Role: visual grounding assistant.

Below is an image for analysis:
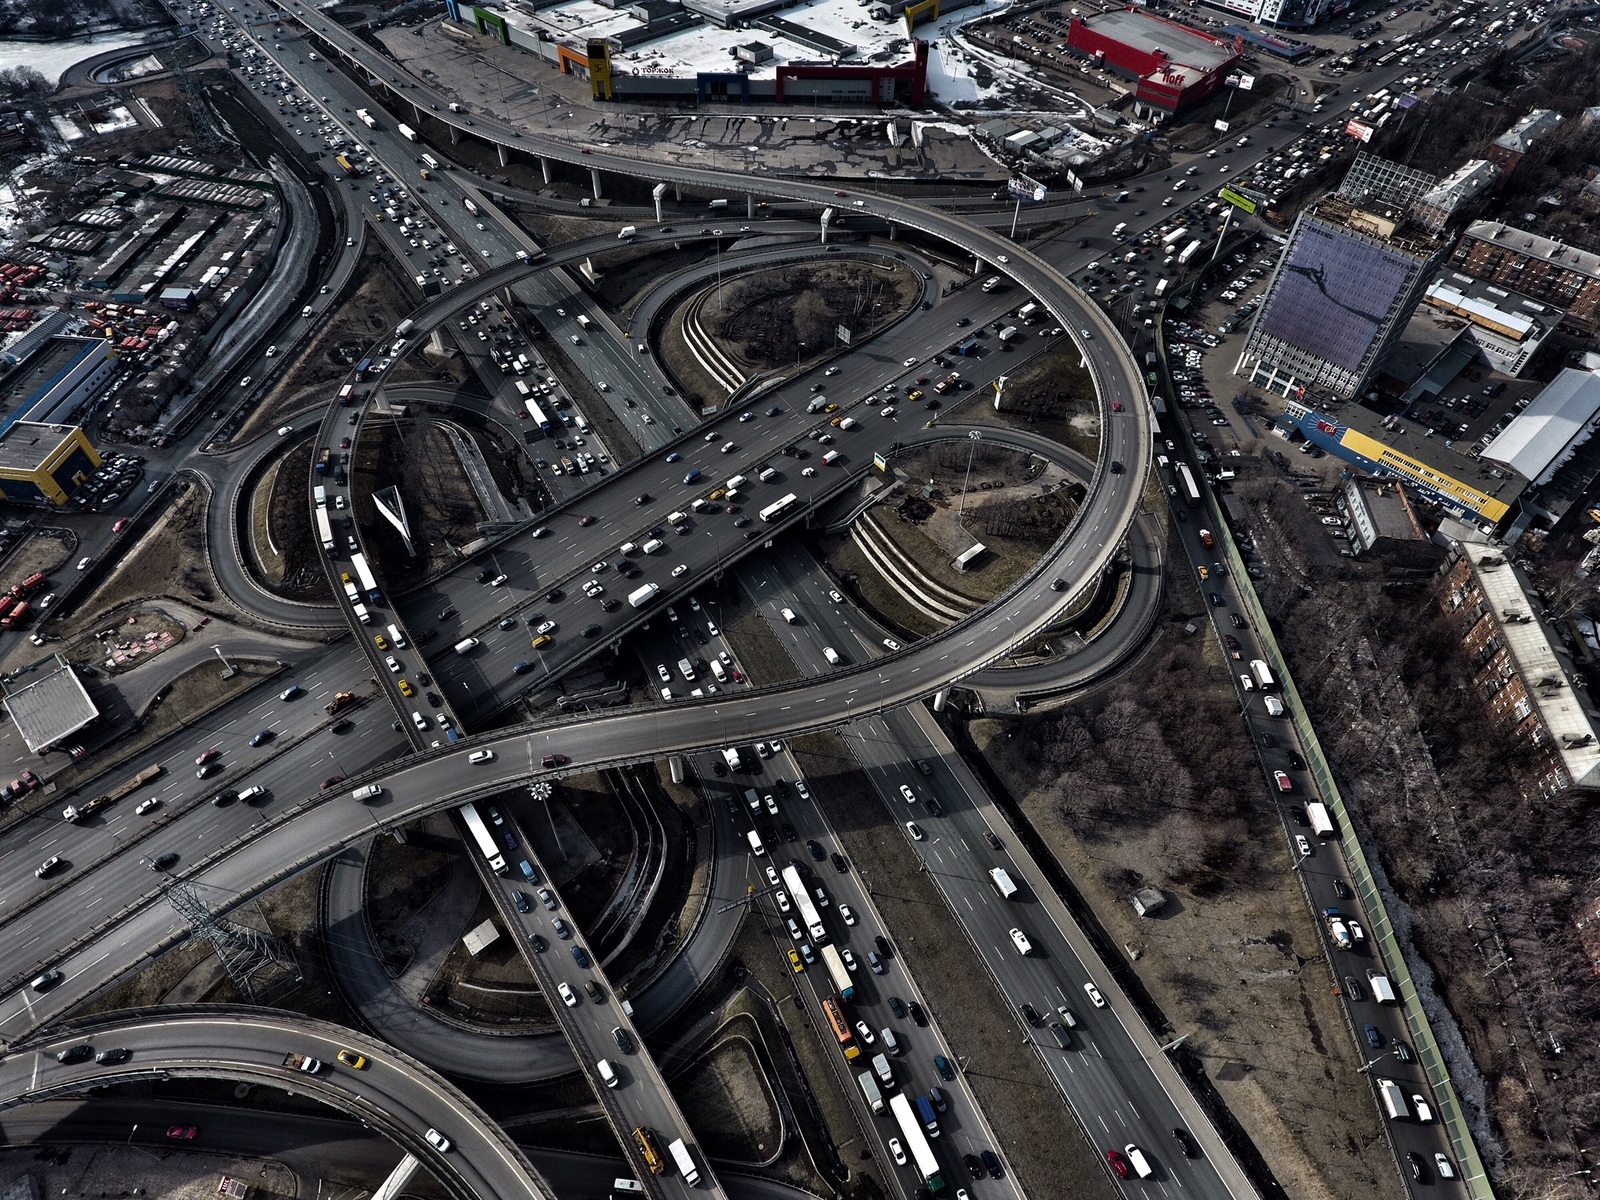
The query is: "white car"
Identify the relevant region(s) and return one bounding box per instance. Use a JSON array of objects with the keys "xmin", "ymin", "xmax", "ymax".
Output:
[
  {"xmin": 906, "ymin": 821, "xmax": 925, "ymax": 841},
  {"xmin": 890, "ymin": 1139, "xmax": 906, "ymax": 1166},
  {"xmin": 902, "ymin": 357, "xmax": 918, "ymax": 367},
  {"xmin": 880, "ymin": 405, "xmax": 897, "ymax": 417},
  {"xmin": 1296, "ymin": 834, "xmax": 1313, "ymax": 857},
  {"xmin": 135, "ymin": 797, "xmax": 160, "ymax": 815},
  {"xmin": 671, "ymin": 564, "xmax": 688, "ymax": 577},
  {"xmin": 76, "ymin": 557, "xmax": 92, "ymax": 571},
  {"xmin": 825, "ymin": 365, "xmax": 840, "ymax": 375},
  {"xmin": 840, "ymin": 948, "xmax": 858, "ymax": 972},
  {"xmin": 899, "ymin": 785, "xmax": 916, "ymax": 803},
  {"xmin": 855, "ymin": 1020, "xmax": 876, "ymax": 1045},
  {"xmin": 264, "ymin": 345, "xmax": 277, "ymax": 357},
  {"xmin": 536, "ymin": 621, "xmax": 556, "ymax": 635},
  {"xmin": 775, "ymin": 890, "xmax": 792, "ymax": 913},
  {"xmin": 657, "ymin": 664, "xmax": 671, "ymax": 683},
  {"xmin": 1009, "ymin": 928, "xmax": 1033, "ymax": 955},
  {"xmin": 839, "ymin": 904, "xmax": 856, "ymax": 925},
  {"xmin": 425, "ymin": 1128, "xmax": 452, "ymax": 1152},
  {"xmin": 276, "ymin": 425, "xmax": 294, "ymax": 436},
  {"xmin": 996, "ymin": 254, "xmax": 1009, "ymax": 264},
  {"xmin": 765, "ymin": 865, "xmax": 781, "ymax": 887},
  {"xmin": 1084, "ymin": 982, "xmax": 1106, "ymax": 1008},
  {"xmin": 558, "ymin": 982, "xmax": 578, "ymax": 1007},
  {"xmin": 385, "ymin": 655, "xmax": 401, "ymax": 673},
  {"xmin": 801, "ymin": 467, "xmax": 816, "ymax": 477}
]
